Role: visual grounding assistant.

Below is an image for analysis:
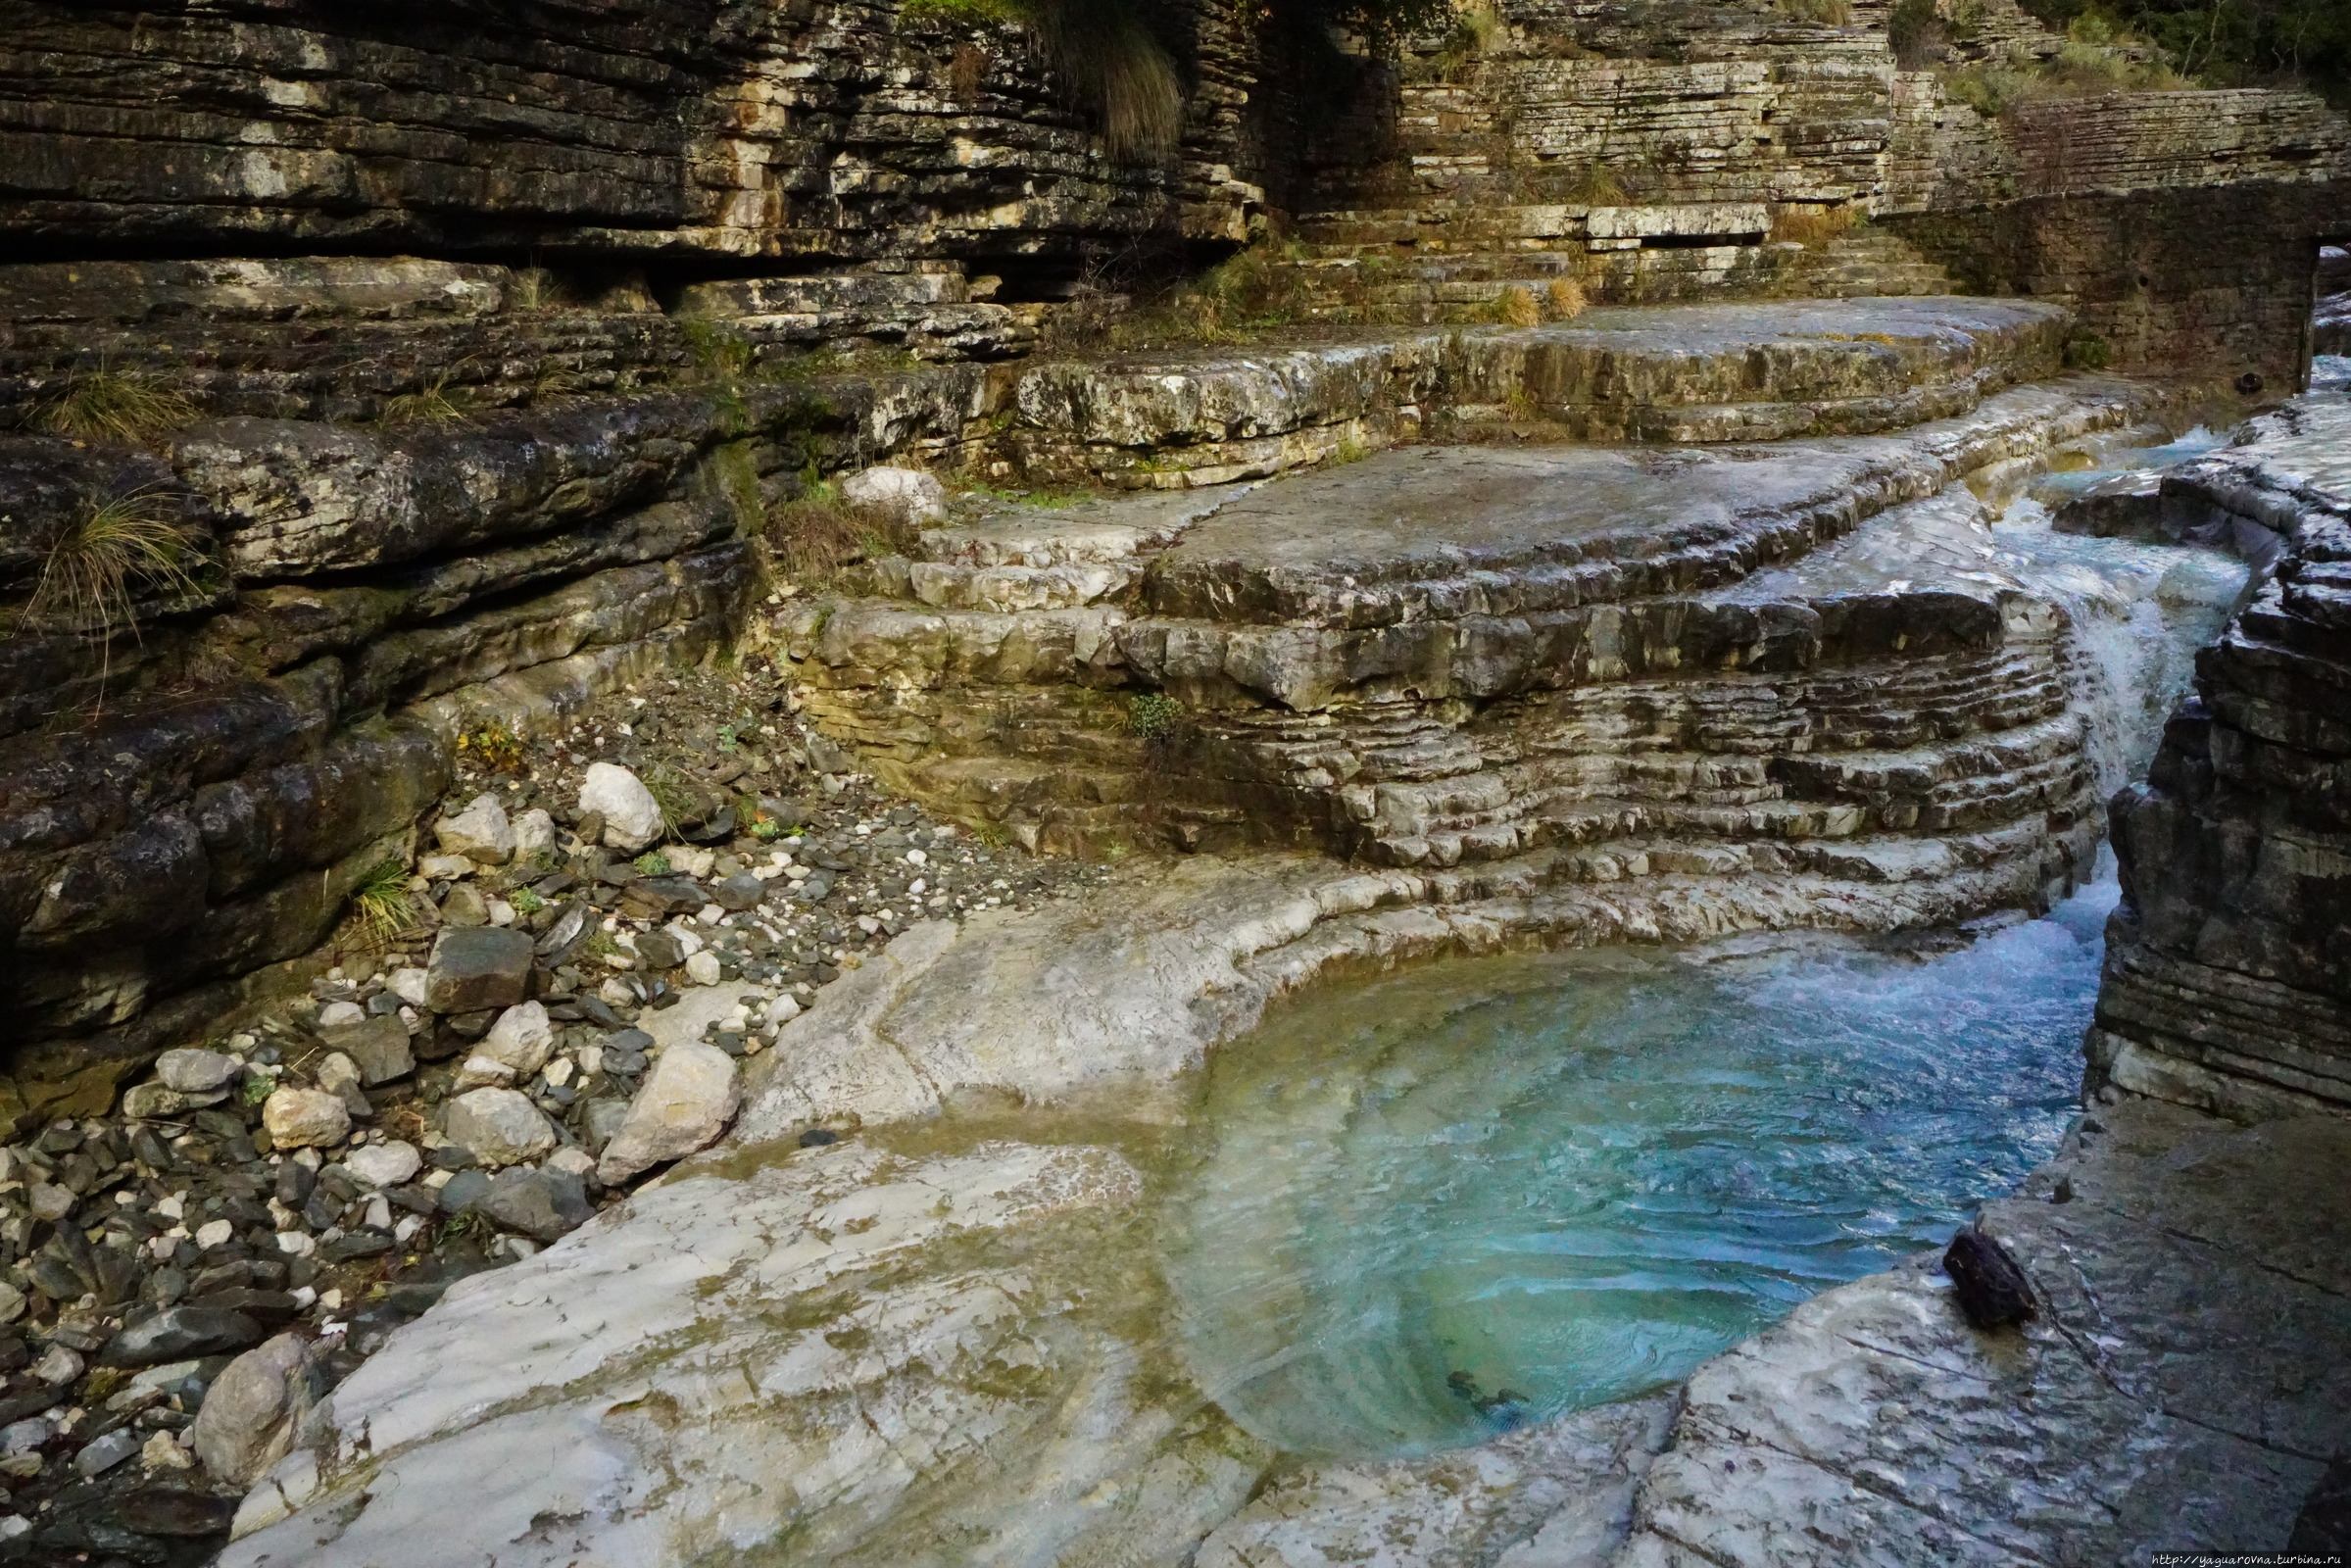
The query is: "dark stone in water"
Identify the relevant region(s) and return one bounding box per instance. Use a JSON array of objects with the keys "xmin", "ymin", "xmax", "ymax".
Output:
[
  {"xmin": 799, "ymin": 1128, "xmax": 839, "ymax": 1148},
  {"xmin": 1943, "ymin": 1224, "xmax": 2036, "ymax": 1329}
]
